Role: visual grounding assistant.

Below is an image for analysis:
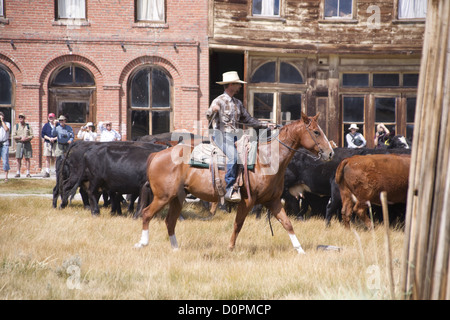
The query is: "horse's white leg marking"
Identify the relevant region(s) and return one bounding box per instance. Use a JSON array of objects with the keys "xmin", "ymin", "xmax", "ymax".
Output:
[
  {"xmin": 289, "ymin": 233, "xmax": 306, "ymax": 254},
  {"xmin": 169, "ymin": 234, "xmax": 179, "ymax": 251},
  {"xmin": 134, "ymin": 230, "xmax": 149, "ymax": 248}
]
